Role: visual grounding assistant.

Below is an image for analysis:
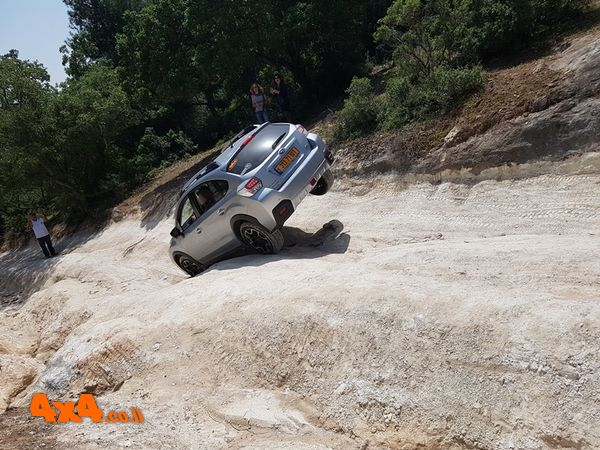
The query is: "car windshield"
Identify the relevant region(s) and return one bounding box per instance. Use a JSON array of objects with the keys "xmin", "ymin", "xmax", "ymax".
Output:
[
  {"xmin": 178, "ymin": 197, "xmax": 197, "ymax": 230},
  {"xmin": 227, "ymin": 124, "xmax": 289, "ymax": 175}
]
